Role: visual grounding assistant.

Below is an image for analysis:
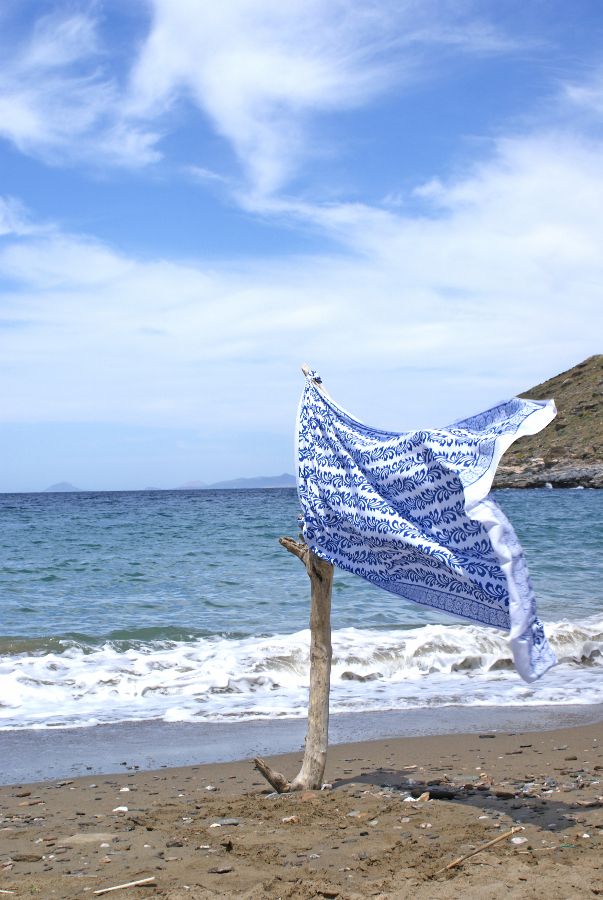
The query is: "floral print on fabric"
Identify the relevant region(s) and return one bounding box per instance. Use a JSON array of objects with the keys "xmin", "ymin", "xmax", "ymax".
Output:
[{"xmin": 296, "ymin": 375, "xmax": 557, "ymax": 682}]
